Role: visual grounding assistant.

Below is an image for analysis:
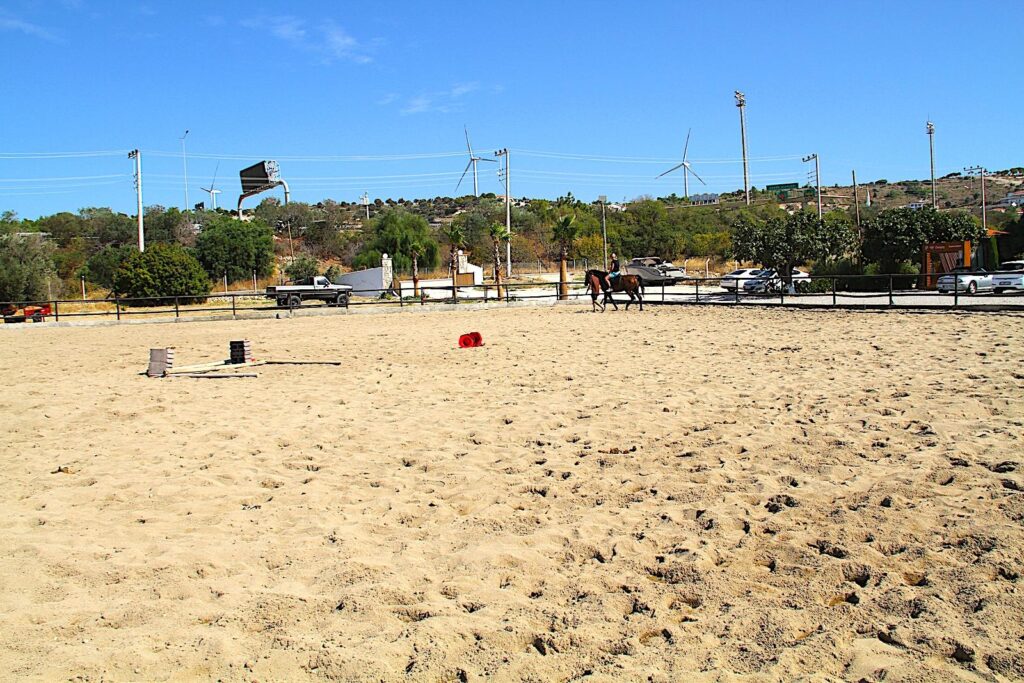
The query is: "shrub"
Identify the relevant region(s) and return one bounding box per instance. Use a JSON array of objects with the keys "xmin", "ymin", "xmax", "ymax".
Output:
[
  {"xmin": 285, "ymin": 255, "xmax": 319, "ymax": 281},
  {"xmin": 84, "ymin": 244, "xmax": 137, "ymax": 289},
  {"xmin": 113, "ymin": 243, "xmax": 211, "ymax": 305}
]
